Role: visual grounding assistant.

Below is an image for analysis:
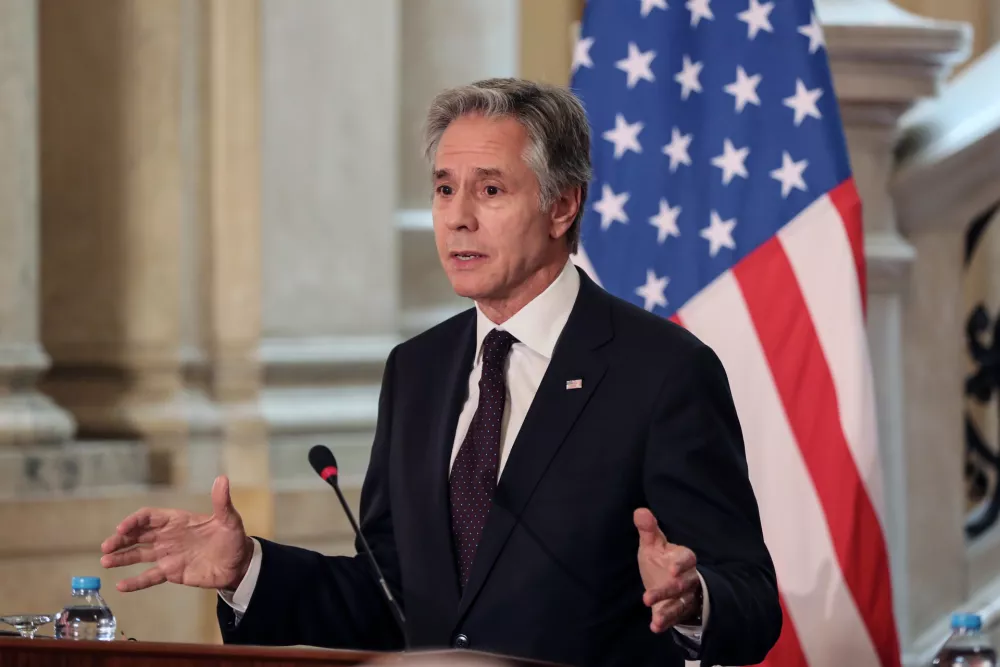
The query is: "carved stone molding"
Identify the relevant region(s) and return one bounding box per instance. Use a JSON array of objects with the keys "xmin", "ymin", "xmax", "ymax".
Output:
[{"xmin": 892, "ymin": 43, "xmax": 1000, "ymax": 235}]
